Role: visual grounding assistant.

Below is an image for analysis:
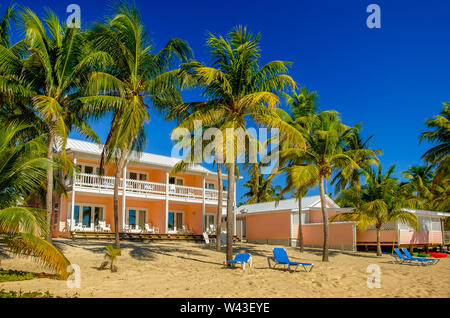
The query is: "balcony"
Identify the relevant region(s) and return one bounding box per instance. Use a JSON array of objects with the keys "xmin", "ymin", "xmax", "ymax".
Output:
[{"xmin": 73, "ymin": 173, "xmax": 227, "ymax": 203}]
